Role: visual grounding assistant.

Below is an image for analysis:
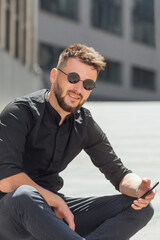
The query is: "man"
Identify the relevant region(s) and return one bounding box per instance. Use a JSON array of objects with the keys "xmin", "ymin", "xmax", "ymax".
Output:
[{"xmin": 0, "ymin": 44, "xmax": 155, "ymax": 240}]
